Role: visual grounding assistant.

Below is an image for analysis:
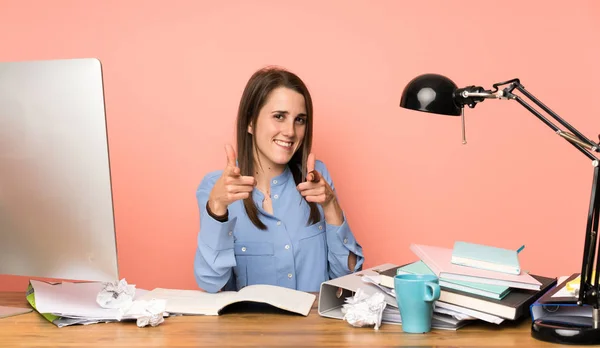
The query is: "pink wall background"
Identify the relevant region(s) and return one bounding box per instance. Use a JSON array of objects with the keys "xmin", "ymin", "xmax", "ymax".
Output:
[{"xmin": 1, "ymin": 0, "xmax": 599, "ymax": 292}]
